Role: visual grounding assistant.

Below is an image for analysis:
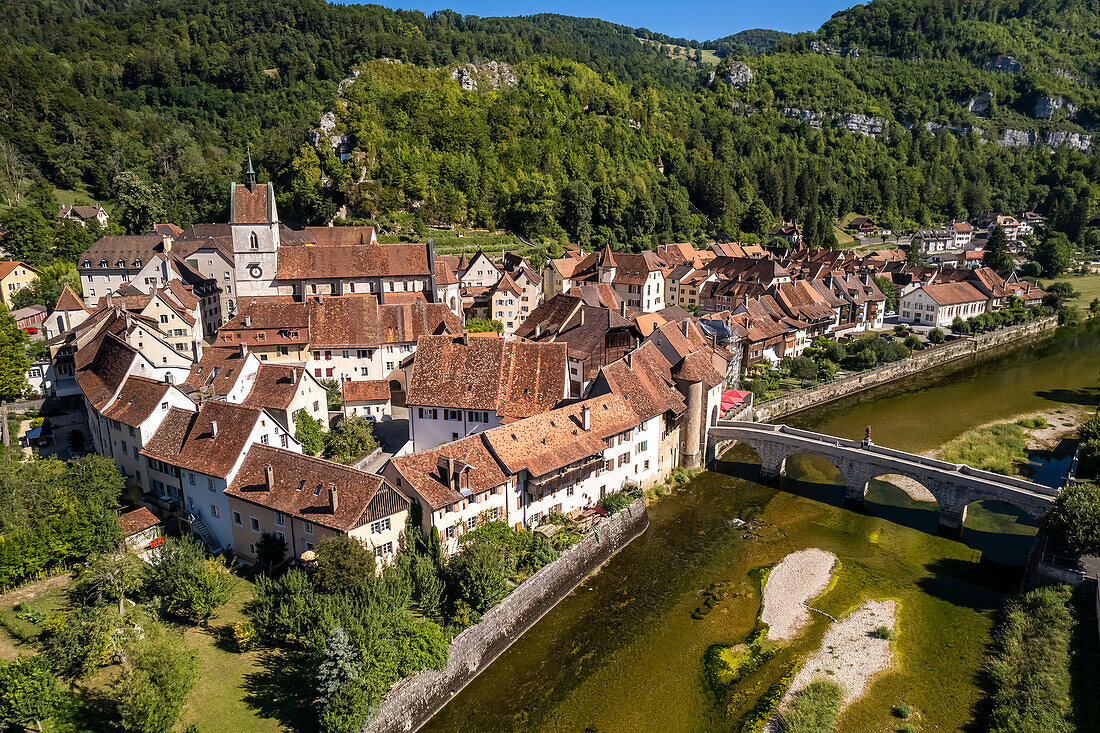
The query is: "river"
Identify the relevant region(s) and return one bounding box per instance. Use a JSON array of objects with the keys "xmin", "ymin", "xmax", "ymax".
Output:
[{"xmin": 422, "ymin": 324, "xmax": 1100, "ymax": 733}]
